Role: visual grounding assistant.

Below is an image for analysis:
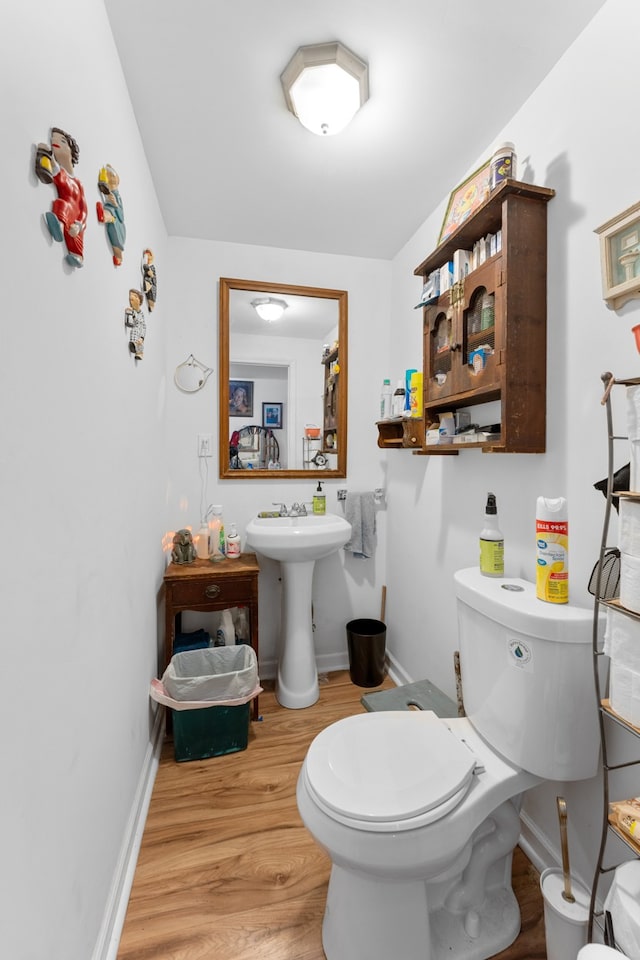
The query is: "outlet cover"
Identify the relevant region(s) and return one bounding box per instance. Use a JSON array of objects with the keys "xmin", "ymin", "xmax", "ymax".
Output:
[{"xmin": 197, "ymin": 434, "xmax": 213, "ymax": 457}]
